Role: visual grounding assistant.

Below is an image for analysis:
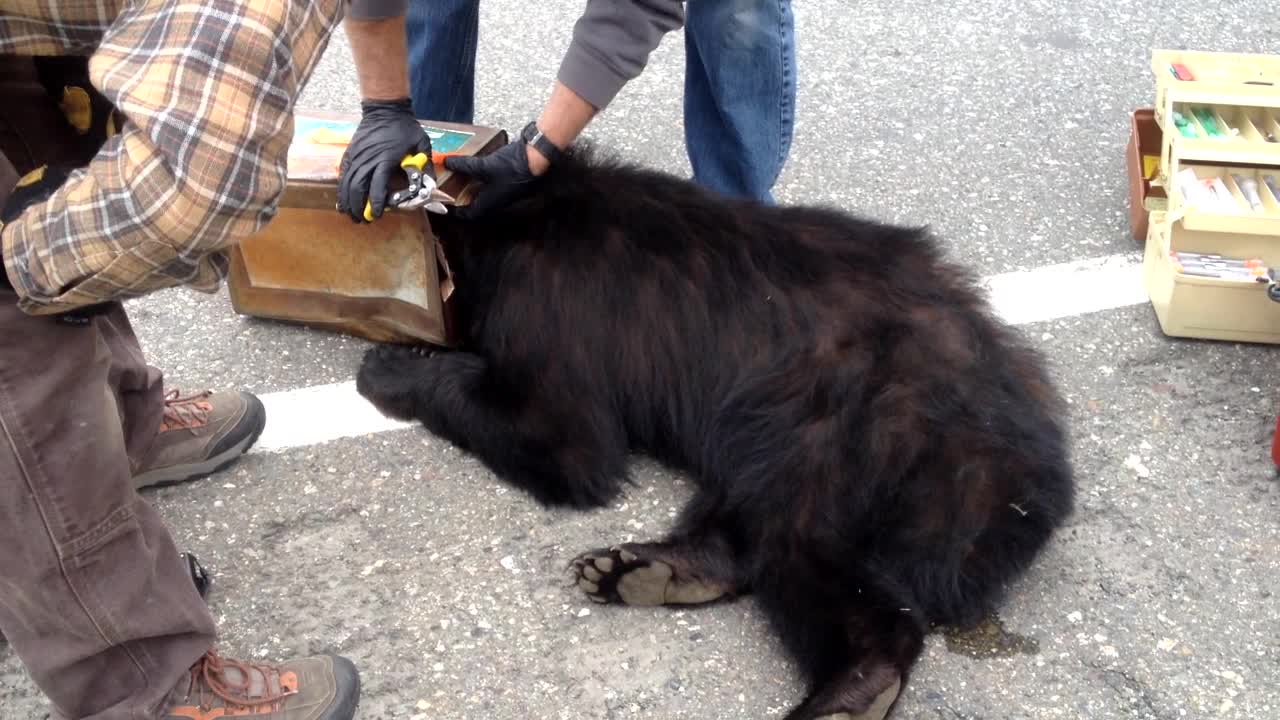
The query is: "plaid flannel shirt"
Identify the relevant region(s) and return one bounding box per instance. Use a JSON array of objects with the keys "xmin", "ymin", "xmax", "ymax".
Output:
[{"xmin": 0, "ymin": 0, "xmax": 405, "ymax": 316}]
